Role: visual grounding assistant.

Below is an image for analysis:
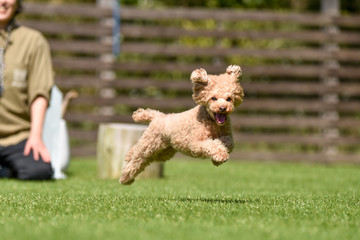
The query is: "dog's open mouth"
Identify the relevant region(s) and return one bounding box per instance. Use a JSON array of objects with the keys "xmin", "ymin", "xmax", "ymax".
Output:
[{"xmin": 214, "ymin": 113, "xmax": 227, "ymax": 125}]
